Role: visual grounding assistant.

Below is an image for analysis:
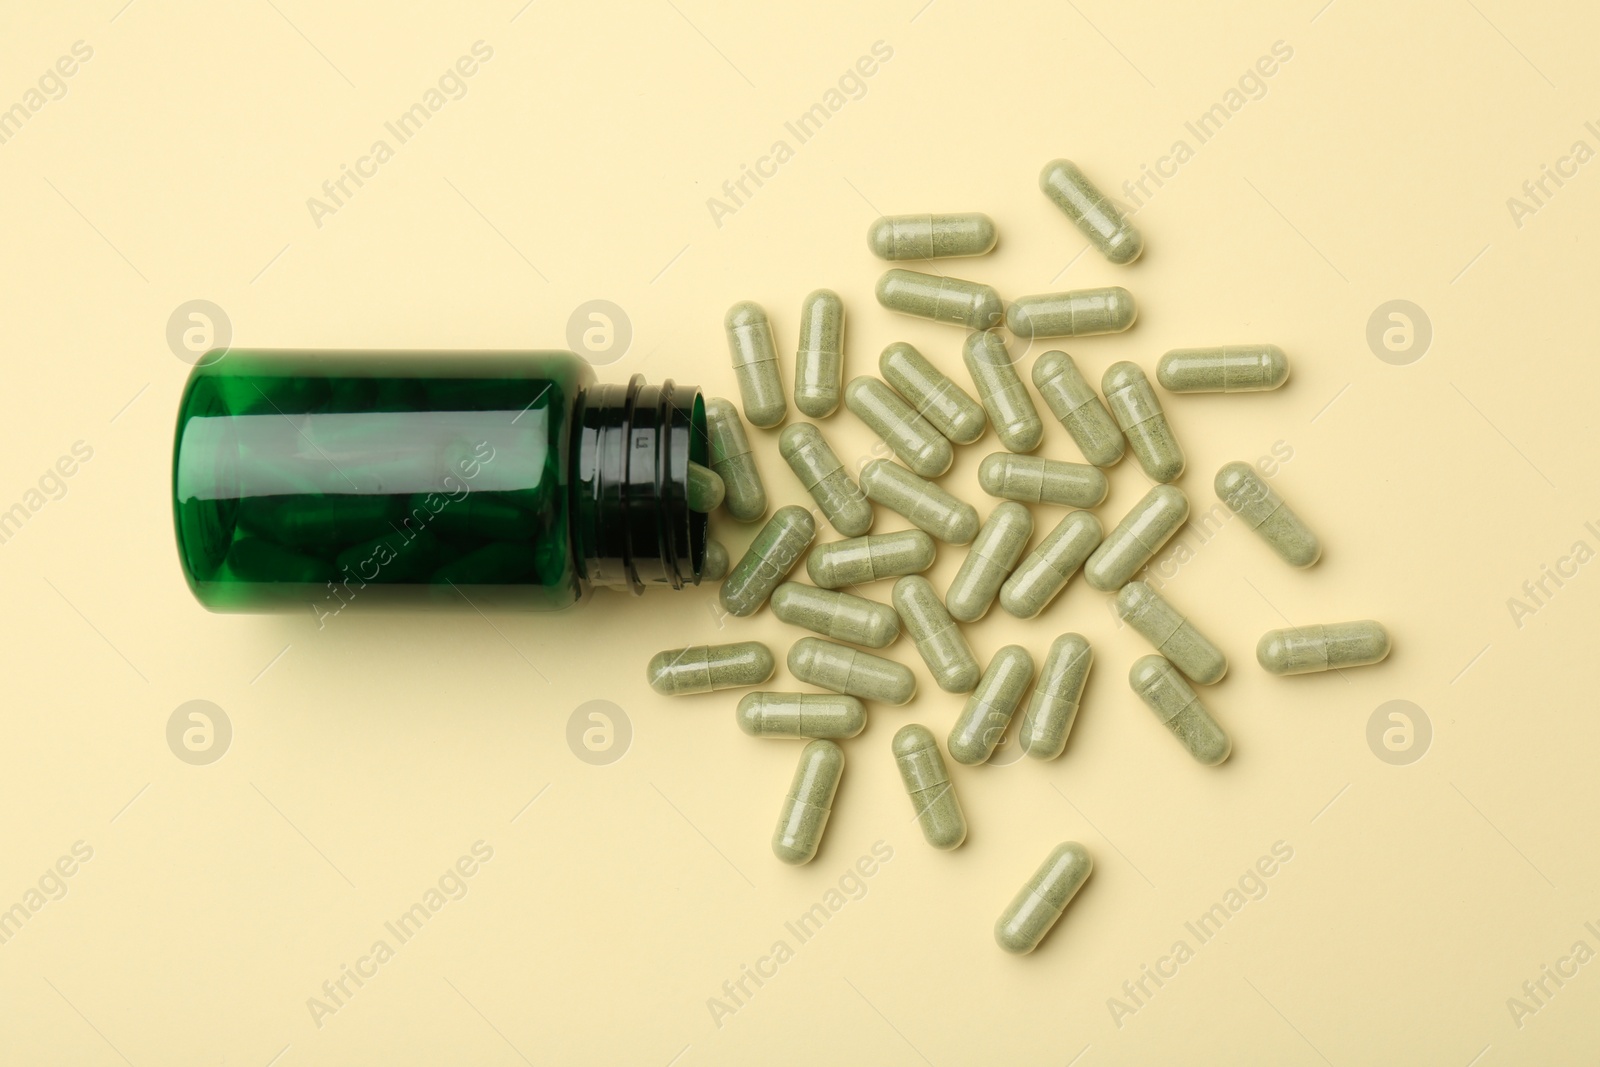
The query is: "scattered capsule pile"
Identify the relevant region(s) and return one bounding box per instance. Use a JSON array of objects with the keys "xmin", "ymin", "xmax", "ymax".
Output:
[{"xmin": 645, "ymin": 158, "xmax": 1393, "ymax": 956}]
